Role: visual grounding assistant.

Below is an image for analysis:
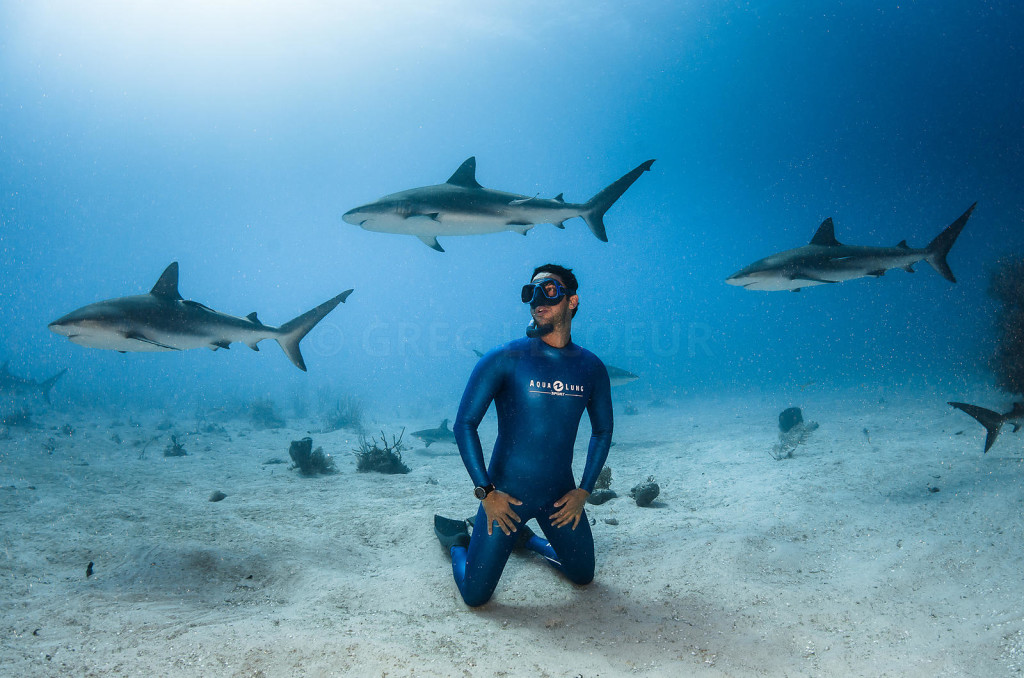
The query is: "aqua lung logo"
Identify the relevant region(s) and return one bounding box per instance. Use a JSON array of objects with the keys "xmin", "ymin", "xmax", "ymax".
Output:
[{"xmin": 528, "ymin": 377, "xmax": 585, "ymax": 398}]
